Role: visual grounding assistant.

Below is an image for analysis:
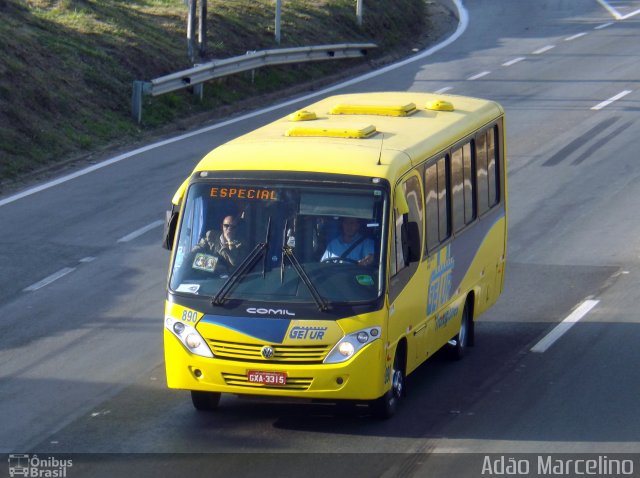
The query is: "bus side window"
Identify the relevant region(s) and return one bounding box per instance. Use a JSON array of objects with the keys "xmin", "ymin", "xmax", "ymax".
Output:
[
  {"xmin": 476, "ymin": 126, "xmax": 500, "ymax": 214},
  {"xmin": 451, "ymin": 142, "xmax": 476, "ymax": 232},
  {"xmin": 391, "ymin": 175, "xmax": 423, "ymax": 276},
  {"xmin": 424, "ymin": 157, "xmax": 450, "ymax": 253},
  {"xmin": 476, "ymin": 131, "xmax": 489, "ymax": 215},
  {"xmin": 487, "ymin": 126, "xmax": 499, "ymax": 207},
  {"xmin": 451, "ymin": 147, "xmax": 464, "ymax": 232},
  {"xmin": 389, "ymin": 174, "xmax": 423, "ymax": 302},
  {"xmin": 404, "ymin": 175, "xmax": 423, "ymax": 261},
  {"xmin": 462, "ymin": 141, "xmax": 476, "ymax": 224}
]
